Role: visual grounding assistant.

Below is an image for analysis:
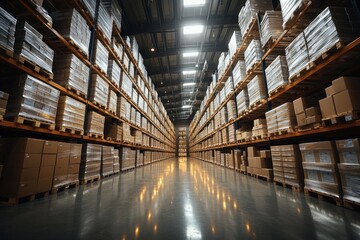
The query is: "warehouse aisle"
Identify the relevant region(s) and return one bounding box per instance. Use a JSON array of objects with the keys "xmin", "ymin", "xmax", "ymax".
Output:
[{"xmin": 0, "ymin": 158, "xmax": 359, "ymax": 240}]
